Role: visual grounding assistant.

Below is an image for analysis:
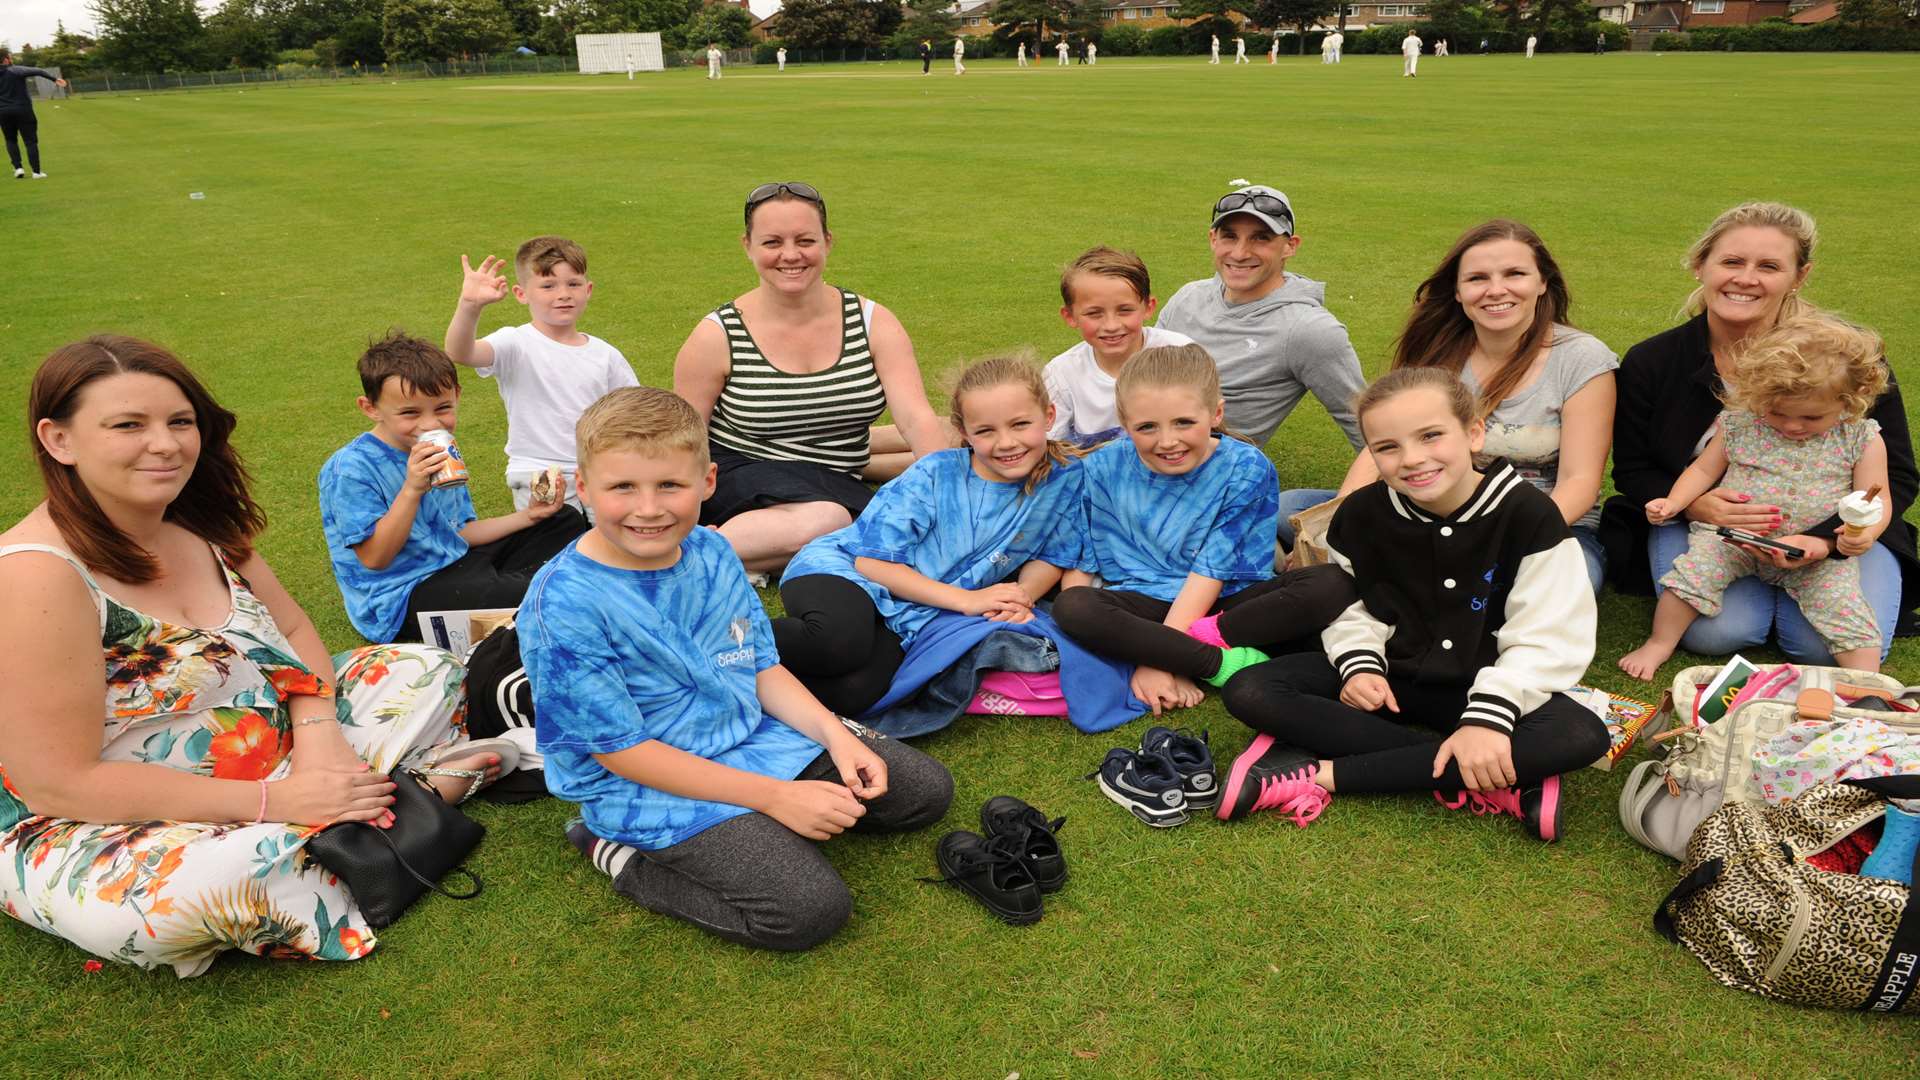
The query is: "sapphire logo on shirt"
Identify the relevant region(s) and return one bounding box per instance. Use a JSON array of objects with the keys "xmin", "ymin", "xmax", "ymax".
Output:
[
  {"xmin": 714, "ymin": 616, "xmax": 756, "ymax": 669},
  {"xmin": 988, "ymin": 550, "xmax": 1012, "ymax": 567}
]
